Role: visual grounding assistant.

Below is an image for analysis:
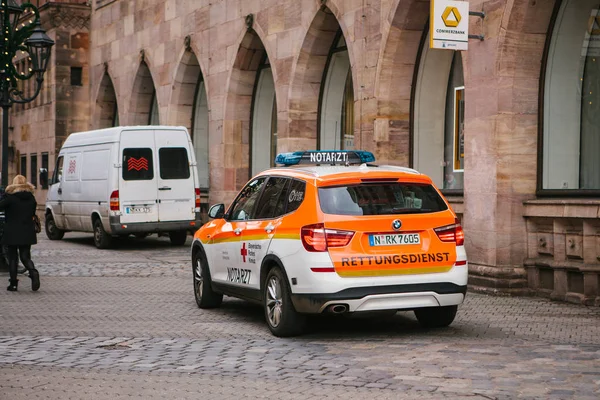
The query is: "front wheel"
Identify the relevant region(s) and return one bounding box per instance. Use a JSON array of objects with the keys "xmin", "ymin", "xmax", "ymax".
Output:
[
  {"xmin": 192, "ymin": 248, "xmax": 222, "ymax": 308},
  {"xmin": 263, "ymin": 267, "xmax": 306, "ymax": 337},
  {"xmin": 93, "ymin": 218, "xmax": 113, "ymax": 249},
  {"xmin": 45, "ymin": 214, "xmax": 65, "ymax": 240},
  {"xmin": 414, "ymin": 305, "xmax": 457, "ymax": 328},
  {"xmin": 169, "ymin": 231, "xmax": 187, "ymax": 246}
]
